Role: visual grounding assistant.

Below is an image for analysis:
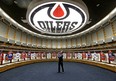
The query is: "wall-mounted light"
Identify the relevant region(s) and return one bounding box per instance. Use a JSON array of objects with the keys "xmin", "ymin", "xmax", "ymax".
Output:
[
  {"xmin": 7, "ymin": 39, "xmax": 9, "ymax": 42},
  {"xmin": 103, "ymin": 40, "xmax": 105, "ymax": 42},
  {"xmin": 112, "ymin": 37, "xmax": 114, "ymax": 40}
]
